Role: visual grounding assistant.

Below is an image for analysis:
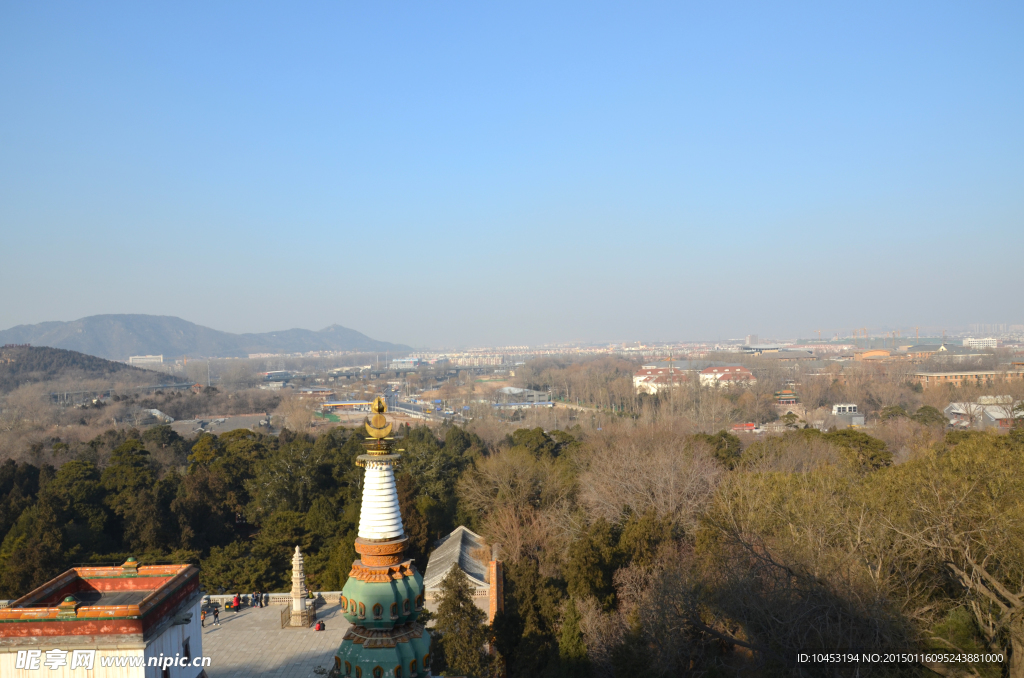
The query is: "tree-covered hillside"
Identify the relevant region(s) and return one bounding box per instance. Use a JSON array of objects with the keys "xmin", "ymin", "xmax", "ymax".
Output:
[{"xmin": 0, "ymin": 345, "xmax": 167, "ymax": 394}]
